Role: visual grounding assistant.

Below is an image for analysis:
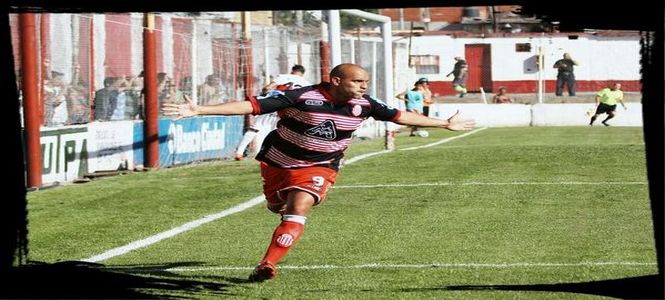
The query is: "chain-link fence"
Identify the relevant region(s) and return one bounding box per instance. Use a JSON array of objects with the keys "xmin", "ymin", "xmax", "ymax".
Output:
[{"xmin": 10, "ymin": 12, "xmax": 328, "ymax": 128}]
